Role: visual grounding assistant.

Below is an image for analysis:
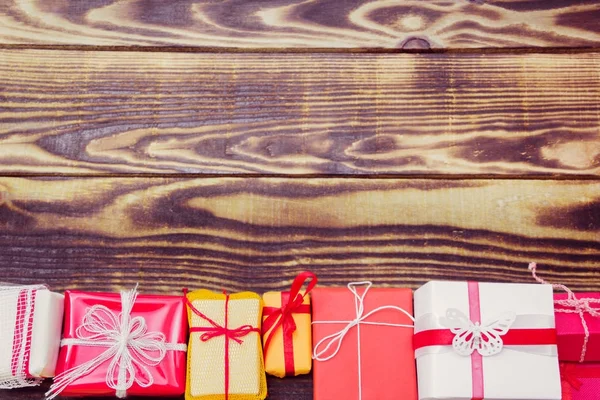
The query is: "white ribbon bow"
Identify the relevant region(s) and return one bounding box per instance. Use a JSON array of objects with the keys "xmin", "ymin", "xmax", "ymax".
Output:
[
  {"xmin": 46, "ymin": 287, "xmax": 187, "ymax": 399},
  {"xmin": 312, "ymin": 281, "xmax": 414, "ymax": 400}
]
